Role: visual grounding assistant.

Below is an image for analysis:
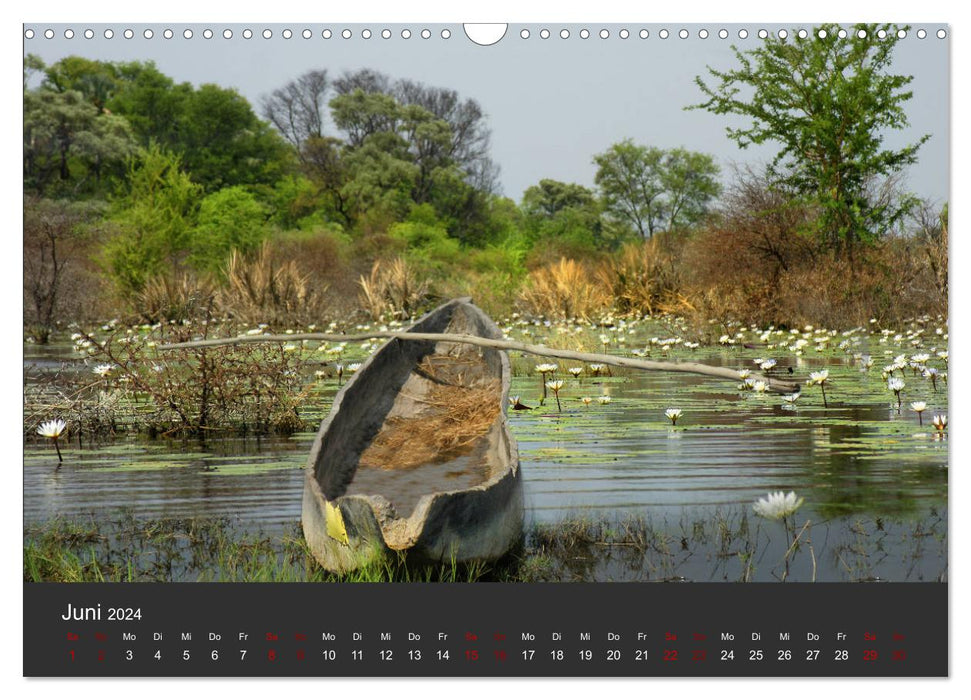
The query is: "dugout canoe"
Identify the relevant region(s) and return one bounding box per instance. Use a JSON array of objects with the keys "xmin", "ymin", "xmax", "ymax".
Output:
[{"xmin": 302, "ymin": 298, "xmax": 524, "ymax": 572}]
